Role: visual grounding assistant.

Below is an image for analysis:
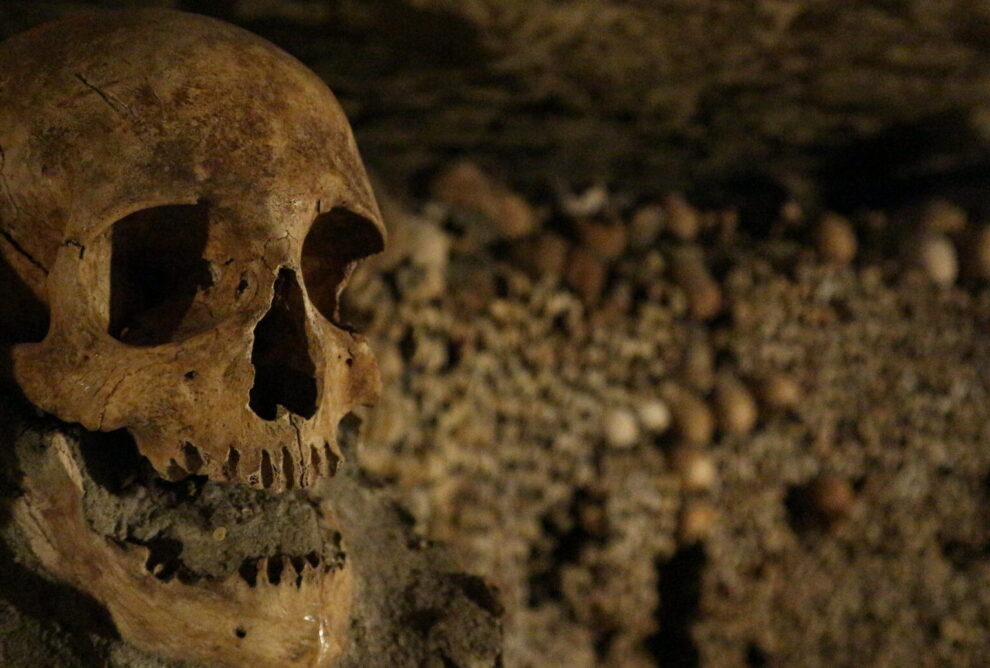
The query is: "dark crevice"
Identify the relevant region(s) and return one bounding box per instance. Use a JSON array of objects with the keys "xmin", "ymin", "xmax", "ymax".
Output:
[
  {"xmin": 646, "ymin": 543, "xmax": 706, "ymax": 668},
  {"xmin": 0, "ymin": 232, "xmax": 49, "ymax": 346},
  {"xmin": 248, "ymin": 268, "xmax": 318, "ymax": 421},
  {"xmin": 290, "ymin": 555, "xmax": 306, "ymax": 575},
  {"xmin": 63, "ymin": 238, "xmax": 85, "ymax": 259},
  {"xmin": 407, "ymin": 607, "xmax": 442, "ymax": 636},
  {"xmin": 784, "ymin": 483, "xmax": 817, "ymax": 534},
  {"xmin": 398, "ymin": 325, "xmax": 417, "ymax": 361},
  {"xmin": 224, "ymin": 446, "xmax": 240, "ymax": 479},
  {"xmin": 747, "ymin": 642, "xmax": 770, "ymax": 667},
  {"xmin": 266, "ymin": 556, "xmax": 284, "ymax": 586},
  {"xmin": 239, "ymin": 558, "xmax": 259, "ymax": 588},
  {"xmin": 527, "ymin": 488, "xmax": 602, "ymax": 609},
  {"xmin": 141, "ymin": 536, "xmax": 184, "ymax": 582},
  {"xmin": 940, "ymin": 539, "xmax": 990, "ymax": 570},
  {"xmin": 166, "ymin": 460, "xmax": 189, "ymax": 481},
  {"xmin": 785, "ymin": 479, "xmax": 849, "ymax": 535},
  {"xmin": 594, "ymin": 629, "xmax": 618, "ymax": 661},
  {"xmin": 449, "ymin": 573, "xmax": 504, "ymax": 617},
  {"xmin": 78, "ymin": 428, "xmax": 152, "ymax": 493},
  {"xmin": 260, "ymin": 449, "xmax": 275, "ymax": 489},
  {"xmin": 0, "ymin": 225, "xmax": 48, "ymax": 275},
  {"xmin": 74, "ymin": 73, "xmax": 129, "ymax": 116},
  {"xmin": 182, "ymin": 442, "xmax": 204, "ymax": 474},
  {"xmin": 821, "ymin": 110, "xmax": 990, "ymax": 213}
]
